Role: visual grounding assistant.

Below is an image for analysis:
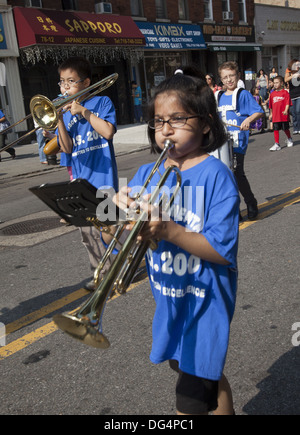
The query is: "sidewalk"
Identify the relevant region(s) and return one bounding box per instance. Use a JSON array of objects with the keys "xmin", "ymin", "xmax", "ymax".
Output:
[{"xmin": 0, "ymin": 123, "xmax": 150, "ymax": 181}]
